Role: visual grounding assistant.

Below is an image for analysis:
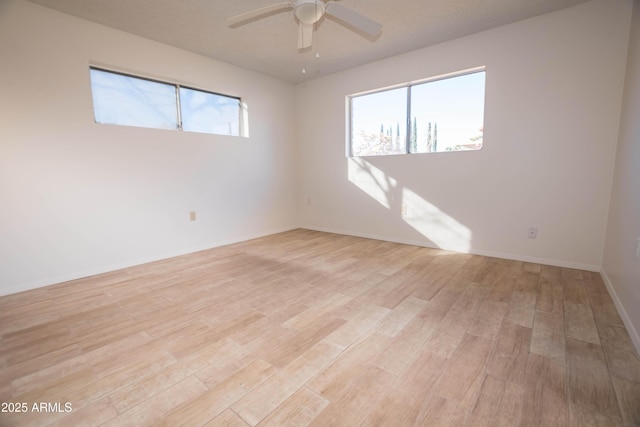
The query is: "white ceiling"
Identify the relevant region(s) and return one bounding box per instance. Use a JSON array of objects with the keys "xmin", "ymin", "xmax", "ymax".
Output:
[{"xmin": 25, "ymin": 0, "xmax": 591, "ymax": 84}]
